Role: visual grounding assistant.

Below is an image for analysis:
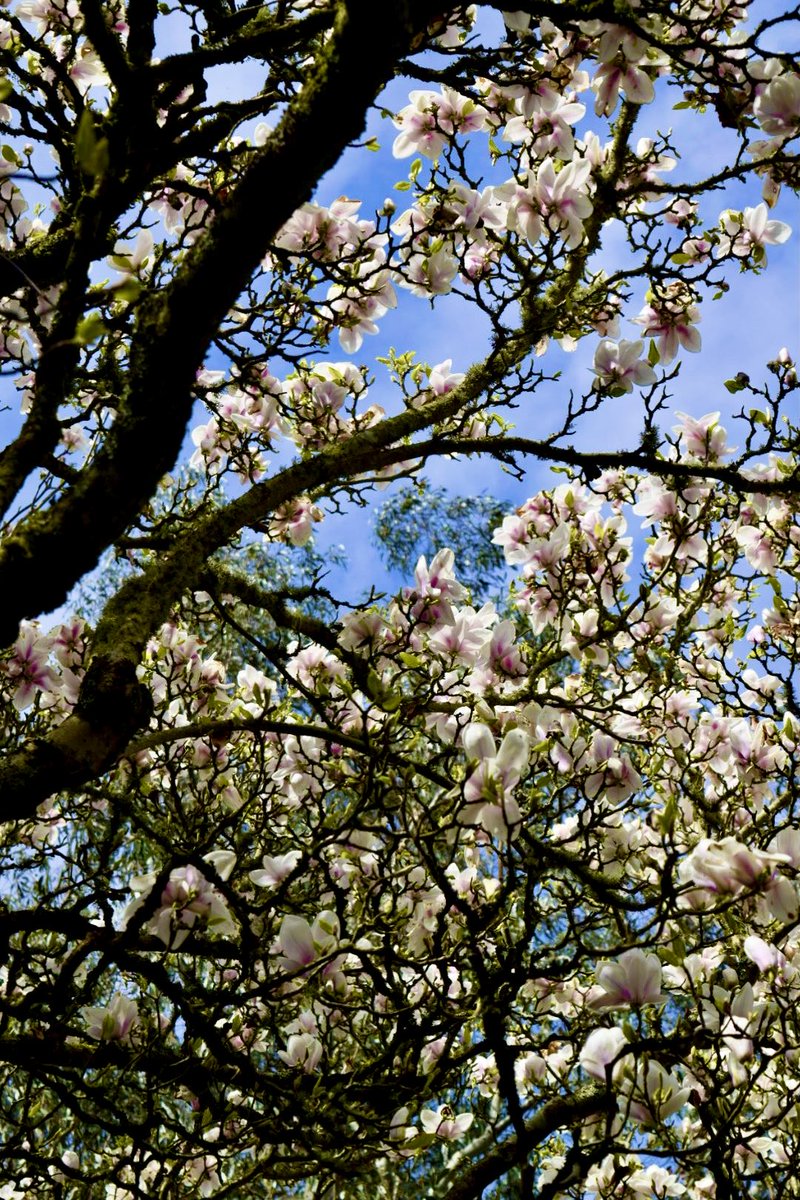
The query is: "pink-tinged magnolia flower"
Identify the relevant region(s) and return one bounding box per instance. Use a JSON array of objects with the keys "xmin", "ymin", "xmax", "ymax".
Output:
[
  {"xmin": 420, "ymin": 1105, "xmax": 474, "ymax": 1139},
  {"xmin": 754, "ymin": 72, "xmax": 800, "ymax": 137},
  {"xmin": 186, "ymin": 1155, "xmax": 221, "ymax": 1199},
  {"xmin": 278, "ymin": 1032, "xmax": 323, "ymax": 1073},
  {"xmin": 236, "ymin": 664, "xmax": 277, "ymax": 710},
  {"xmin": 204, "ymin": 850, "xmax": 236, "ymax": 882},
  {"xmin": 632, "ymin": 285, "xmax": 701, "ymax": 364},
  {"xmin": 428, "ymin": 359, "xmax": 465, "ymax": 395},
  {"xmin": 275, "ymin": 910, "xmax": 339, "ymax": 973},
  {"xmin": 4, "ymin": 621, "xmax": 58, "ymax": 710},
  {"xmin": 392, "ymin": 88, "xmax": 487, "ymax": 159},
  {"xmin": 460, "ymin": 723, "xmax": 530, "ymax": 837},
  {"xmin": 765, "ymin": 875, "xmax": 800, "ymax": 923},
  {"xmin": 326, "ymin": 265, "xmax": 397, "ymax": 353},
  {"xmin": 121, "ymin": 862, "xmax": 236, "ymax": 949},
  {"xmin": 154, "ymin": 865, "xmax": 236, "ymax": 947},
  {"xmin": 743, "ymin": 935, "xmax": 788, "ymax": 975},
  {"xmin": 51, "ymin": 618, "xmax": 86, "ymax": 668},
  {"xmin": 769, "ymin": 827, "xmax": 800, "ymax": 867},
  {"xmin": 501, "ymin": 10, "xmax": 531, "ymax": 33},
  {"xmin": 579, "ymin": 1026, "xmax": 628, "ymax": 1079},
  {"xmin": 491, "ymin": 512, "xmax": 533, "ymax": 564},
  {"xmin": 15, "ymin": 0, "xmax": 81, "ymax": 34},
  {"xmin": 716, "ymin": 203, "xmax": 791, "ymax": 264},
  {"xmin": 420, "ymin": 1037, "xmax": 447, "ymax": 1073},
  {"xmin": 110, "ymin": 229, "xmax": 154, "ymax": 276},
  {"xmin": 677, "ymin": 836, "xmax": 789, "ymax": 906},
  {"xmin": 593, "ymin": 60, "xmax": 654, "ymax": 115},
  {"xmin": 405, "ymin": 548, "xmax": 466, "ymax": 623},
  {"xmin": 590, "ymin": 949, "xmax": 664, "ymax": 1009},
  {"xmin": 250, "ymin": 851, "xmax": 302, "ymax": 888},
  {"xmin": 536, "ymin": 157, "xmax": 594, "ymax": 248},
  {"xmin": 714, "ymin": 983, "xmax": 763, "ymax": 1085},
  {"xmin": 488, "ymin": 619, "xmax": 524, "ymax": 675},
  {"xmin": 734, "ymin": 524, "xmax": 779, "ymax": 573},
  {"xmin": 679, "ymin": 236, "xmax": 712, "ymax": 263},
  {"xmin": 591, "ymin": 30, "xmax": 654, "ymax": 116},
  {"xmin": 401, "ymin": 245, "xmax": 459, "ymax": 296},
  {"xmin": 626, "ymin": 1166, "xmax": 686, "ymax": 1196},
  {"xmin": 499, "ymin": 156, "xmax": 594, "ymax": 250},
  {"xmin": 621, "ymin": 1060, "xmax": 691, "ymax": 1126},
  {"xmin": 431, "ymin": 7, "xmax": 477, "ymax": 48},
  {"xmin": 69, "ymin": 45, "xmax": 110, "ymax": 95},
  {"xmin": 81, "ymin": 993, "xmax": 139, "ymax": 1042},
  {"xmin": 591, "ymin": 338, "xmax": 657, "ymax": 393},
  {"xmin": 673, "ymin": 411, "xmax": 733, "ymax": 463},
  {"xmin": 389, "ymin": 1106, "xmax": 415, "ymax": 1142},
  {"xmin": 276, "ymin": 915, "xmax": 316, "ymax": 969},
  {"xmin": 268, "ymin": 496, "xmax": 323, "ymax": 546},
  {"xmin": 429, "ymin": 602, "xmax": 497, "ymax": 664},
  {"xmin": 502, "ymin": 93, "xmax": 586, "ymax": 157},
  {"xmin": 275, "ymin": 198, "xmax": 378, "ymax": 261}
]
